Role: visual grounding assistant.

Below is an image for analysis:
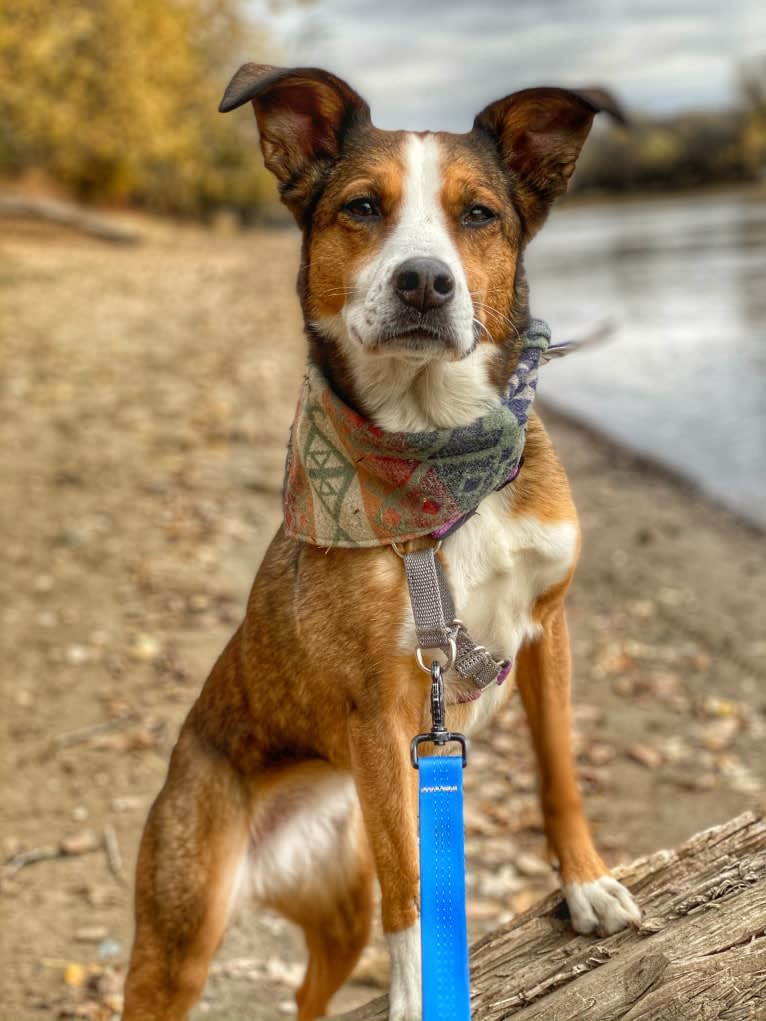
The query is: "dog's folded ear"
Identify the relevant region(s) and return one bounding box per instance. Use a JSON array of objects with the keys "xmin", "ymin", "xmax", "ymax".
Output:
[
  {"xmin": 474, "ymin": 87, "xmax": 624, "ymax": 238},
  {"xmin": 220, "ymin": 64, "xmax": 371, "ymax": 222}
]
